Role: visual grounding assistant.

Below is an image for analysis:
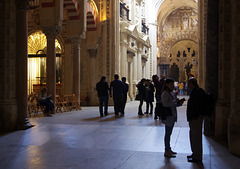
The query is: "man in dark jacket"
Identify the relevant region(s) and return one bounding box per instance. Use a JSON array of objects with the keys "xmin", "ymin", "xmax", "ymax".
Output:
[
  {"xmin": 110, "ymin": 74, "xmax": 125, "ymax": 117},
  {"xmin": 96, "ymin": 76, "xmax": 109, "ymax": 117},
  {"xmin": 186, "ymin": 77, "xmax": 205, "ymax": 163}
]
